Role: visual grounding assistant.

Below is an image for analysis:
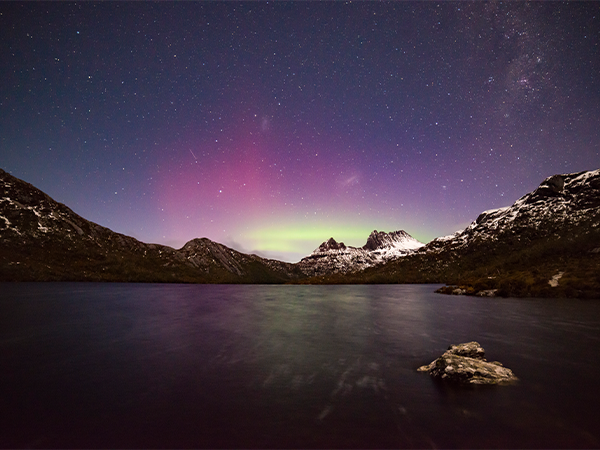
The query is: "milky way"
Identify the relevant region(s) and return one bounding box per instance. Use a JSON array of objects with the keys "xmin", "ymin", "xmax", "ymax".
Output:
[{"xmin": 1, "ymin": 2, "xmax": 598, "ymax": 261}]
